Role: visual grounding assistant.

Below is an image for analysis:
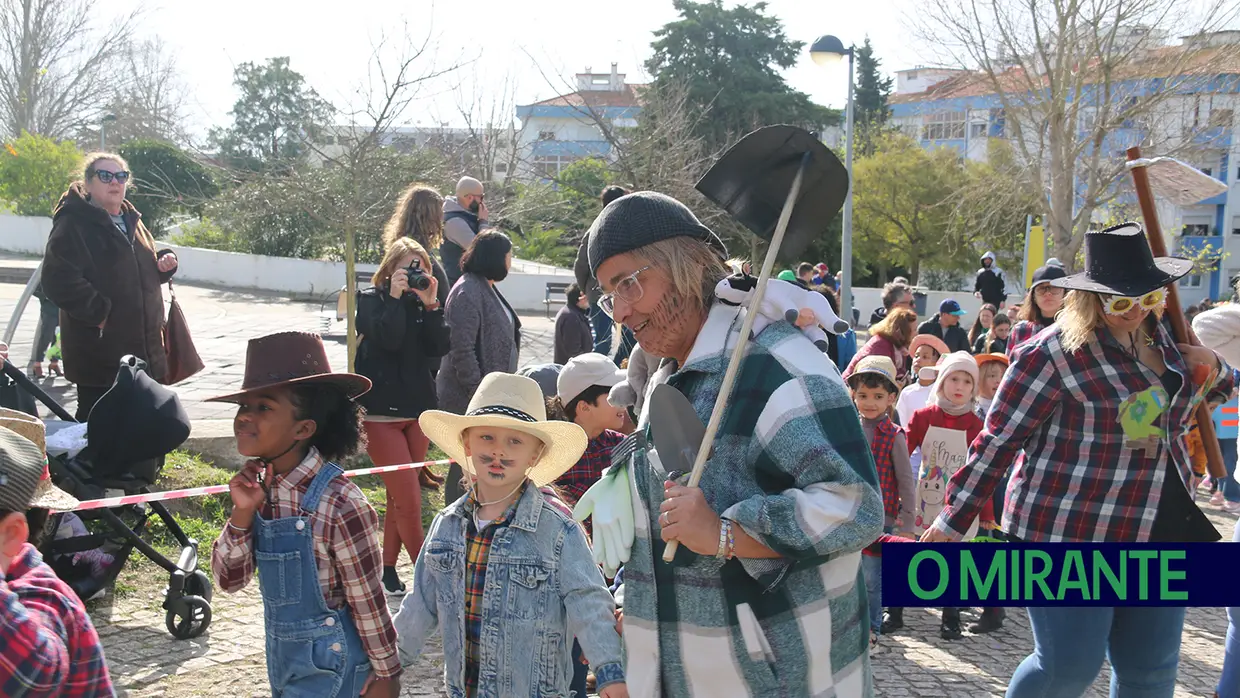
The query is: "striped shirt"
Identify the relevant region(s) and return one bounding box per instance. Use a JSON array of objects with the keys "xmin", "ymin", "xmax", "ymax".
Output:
[
  {"xmin": 211, "ymin": 449, "xmax": 400, "ymax": 678},
  {"xmin": 622, "ymin": 303, "xmax": 884, "ymax": 697}
]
